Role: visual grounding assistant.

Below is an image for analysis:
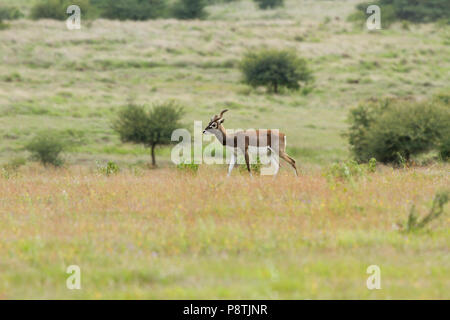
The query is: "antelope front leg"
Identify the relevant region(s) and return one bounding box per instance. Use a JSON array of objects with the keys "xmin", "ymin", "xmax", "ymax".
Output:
[
  {"xmin": 244, "ymin": 149, "xmax": 252, "ymax": 176},
  {"xmin": 227, "ymin": 152, "xmax": 236, "ymax": 177}
]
